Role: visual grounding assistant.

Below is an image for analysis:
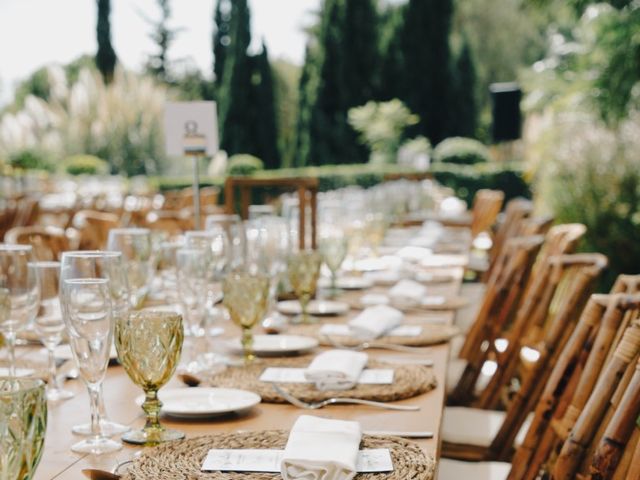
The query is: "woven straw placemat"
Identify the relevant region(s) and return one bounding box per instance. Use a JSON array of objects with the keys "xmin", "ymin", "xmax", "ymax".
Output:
[
  {"xmin": 122, "ymin": 430, "xmax": 436, "ymax": 480},
  {"xmin": 291, "ymin": 323, "xmax": 460, "ymax": 348},
  {"xmin": 202, "ymin": 356, "xmax": 437, "ymax": 403}
]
